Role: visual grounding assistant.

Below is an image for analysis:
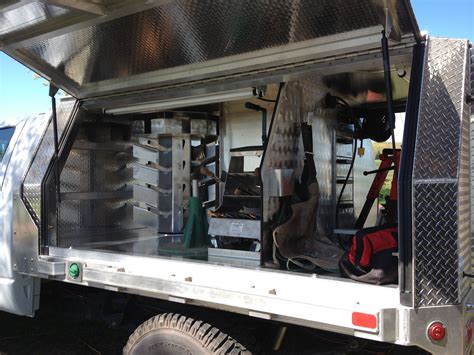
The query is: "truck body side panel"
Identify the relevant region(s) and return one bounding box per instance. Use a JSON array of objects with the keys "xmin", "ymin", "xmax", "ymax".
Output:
[
  {"xmin": 393, "ymin": 36, "xmax": 474, "ymax": 355},
  {"xmin": 412, "ymin": 37, "xmax": 471, "ymax": 307},
  {"xmin": 0, "ymin": 97, "xmax": 77, "ymax": 316},
  {"xmin": 0, "ymin": 114, "xmax": 46, "ymax": 316}
]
